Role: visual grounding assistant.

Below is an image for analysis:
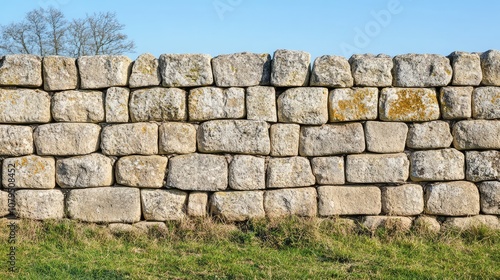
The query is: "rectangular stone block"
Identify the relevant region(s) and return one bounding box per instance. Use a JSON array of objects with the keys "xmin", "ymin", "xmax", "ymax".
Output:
[
  {"xmin": 311, "ymin": 156, "xmax": 345, "ymax": 185},
  {"xmin": 130, "ymin": 87, "xmax": 187, "ymax": 122},
  {"xmin": 299, "ymin": 123, "xmax": 365, "ymax": 156},
  {"xmin": 453, "ymin": 120, "xmax": 500, "ymax": 150},
  {"xmin": 78, "ymin": 55, "xmax": 132, "ymax": 89},
  {"xmin": 52, "ymin": 90, "xmax": 105, "ymax": 123},
  {"xmin": 410, "ymin": 149, "xmax": 464, "ymax": 181},
  {"xmin": 393, "ymin": 54, "xmax": 452, "ymax": 87},
  {"xmin": 406, "ymin": 121, "xmax": 453, "ymax": 149},
  {"xmin": 188, "ymin": 87, "xmax": 245, "ymax": 121},
  {"xmin": 56, "ymin": 153, "xmax": 114, "ymax": 188},
  {"xmin": 466, "ymin": 151, "xmax": 500, "ymax": 182},
  {"xmin": 160, "ymin": 53, "xmax": 213, "ymax": 87},
  {"xmin": 106, "ymin": 87, "xmax": 130, "ymax": 123},
  {"xmin": 362, "ymin": 216, "xmax": 413, "ymax": 232},
  {"xmin": 159, "ymin": 122, "xmax": 196, "ymax": 154},
  {"xmin": 246, "ymin": 86, "xmax": 277, "ymax": 122},
  {"xmin": 101, "ymin": 123, "xmax": 158, "ymax": 156},
  {"xmin": 271, "ymin": 50, "xmax": 311, "ymax": 87},
  {"xmin": 472, "ymin": 87, "xmax": 500, "ymax": 119},
  {"xmin": 329, "ymin": 88, "xmax": 378, "ymax": 122},
  {"xmin": 0, "ymin": 125, "xmax": 33, "ymax": 156},
  {"xmin": 34, "ymin": 123, "xmax": 100, "ymax": 156},
  {"xmin": 141, "ymin": 189, "xmax": 187, "ymax": 221},
  {"xmin": 43, "ymin": 56, "xmax": 78, "ymax": 91},
  {"xmin": 129, "ymin": 53, "xmax": 161, "ymax": 88},
  {"xmin": 0, "ymin": 88, "xmax": 51, "ymax": 123},
  {"xmin": 448, "ymin": 52, "xmax": 482, "ymax": 86},
  {"xmin": 270, "ymin": 123, "xmax": 300, "ymax": 156},
  {"xmin": 349, "ymin": 54, "xmax": 393, "ymax": 87},
  {"xmin": 277, "ymin": 87, "xmax": 328, "ymax": 125},
  {"xmin": 443, "ymin": 215, "xmax": 500, "ymax": 231},
  {"xmin": 2, "ymin": 155, "xmax": 55, "ymax": 189},
  {"xmin": 264, "ymin": 187, "xmax": 317, "ymax": 218},
  {"xmin": 478, "ymin": 181, "xmax": 500, "ymax": 214},
  {"xmin": 346, "ymin": 153, "xmax": 409, "ymax": 183},
  {"xmin": 318, "ymin": 186, "xmax": 381, "ymax": 216},
  {"xmin": 480, "ymin": 50, "xmax": 500, "ymax": 86},
  {"xmin": 267, "ymin": 157, "xmax": 315, "ymax": 189},
  {"xmin": 212, "ymin": 52, "xmax": 271, "ymax": 87},
  {"xmin": 210, "ymin": 191, "xmax": 265, "ymax": 221},
  {"xmin": 365, "ymin": 121, "xmax": 407, "ymax": 153},
  {"xmin": 116, "ymin": 155, "xmax": 167, "ymax": 188},
  {"xmin": 229, "ymin": 155, "xmax": 265, "ymax": 190},
  {"xmin": 381, "ymin": 184, "xmax": 424, "ymax": 216},
  {"xmin": 310, "ymin": 55, "xmax": 353, "ymax": 87},
  {"xmin": 15, "ymin": 190, "xmax": 64, "ymax": 220},
  {"xmin": 379, "ymin": 88, "xmax": 440, "ymax": 121},
  {"xmin": 188, "ymin": 192, "xmax": 208, "ymax": 217},
  {"xmin": 439, "ymin": 87, "xmax": 473, "ymax": 119},
  {"xmin": 425, "ymin": 181, "xmax": 480, "ymax": 216},
  {"xmin": 0, "ymin": 54, "xmax": 42, "ymax": 87}
]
